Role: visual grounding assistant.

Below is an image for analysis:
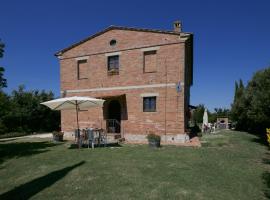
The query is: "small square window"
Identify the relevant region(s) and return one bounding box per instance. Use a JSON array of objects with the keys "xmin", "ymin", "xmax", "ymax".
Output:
[
  {"xmin": 143, "ymin": 97, "xmax": 156, "ymax": 112},
  {"xmin": 107, "ymin": 55, "xmax": 119, "ymax": 75}
]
